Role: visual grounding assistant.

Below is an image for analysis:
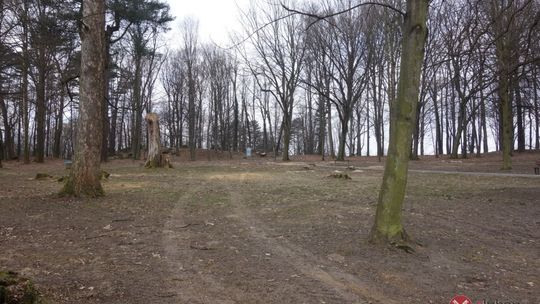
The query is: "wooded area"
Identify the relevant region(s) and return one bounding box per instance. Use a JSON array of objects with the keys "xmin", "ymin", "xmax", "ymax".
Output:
[
  {"xmin": 1, "ymin": 0, "xmax": 539, "ymax": 302},
  {"xmin": 0, "ymin": 0, "xmax": 538, "ymax": 167}
]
